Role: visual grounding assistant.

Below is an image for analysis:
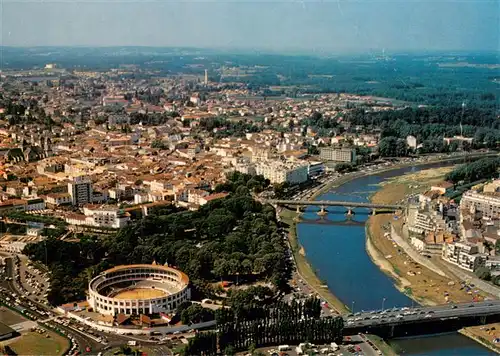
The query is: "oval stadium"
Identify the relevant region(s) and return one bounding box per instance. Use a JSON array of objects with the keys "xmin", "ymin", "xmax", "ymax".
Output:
[{"xmin": 88, "ymin": 264, "xmax": 190, "ymax": 316}]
